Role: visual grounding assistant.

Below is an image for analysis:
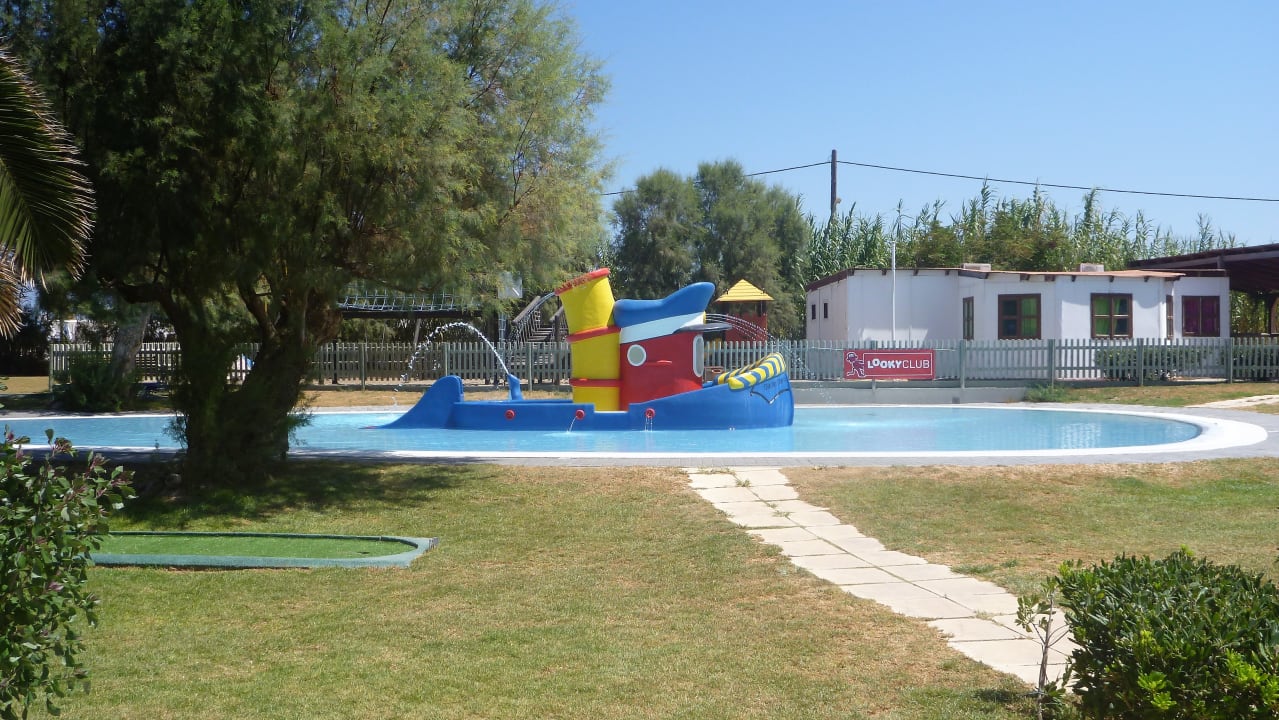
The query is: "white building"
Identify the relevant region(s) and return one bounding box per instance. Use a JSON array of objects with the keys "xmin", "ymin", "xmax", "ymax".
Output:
[{"xmin": 806, "ymin": 264, "xmax": 1231, "ymax": 342}]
